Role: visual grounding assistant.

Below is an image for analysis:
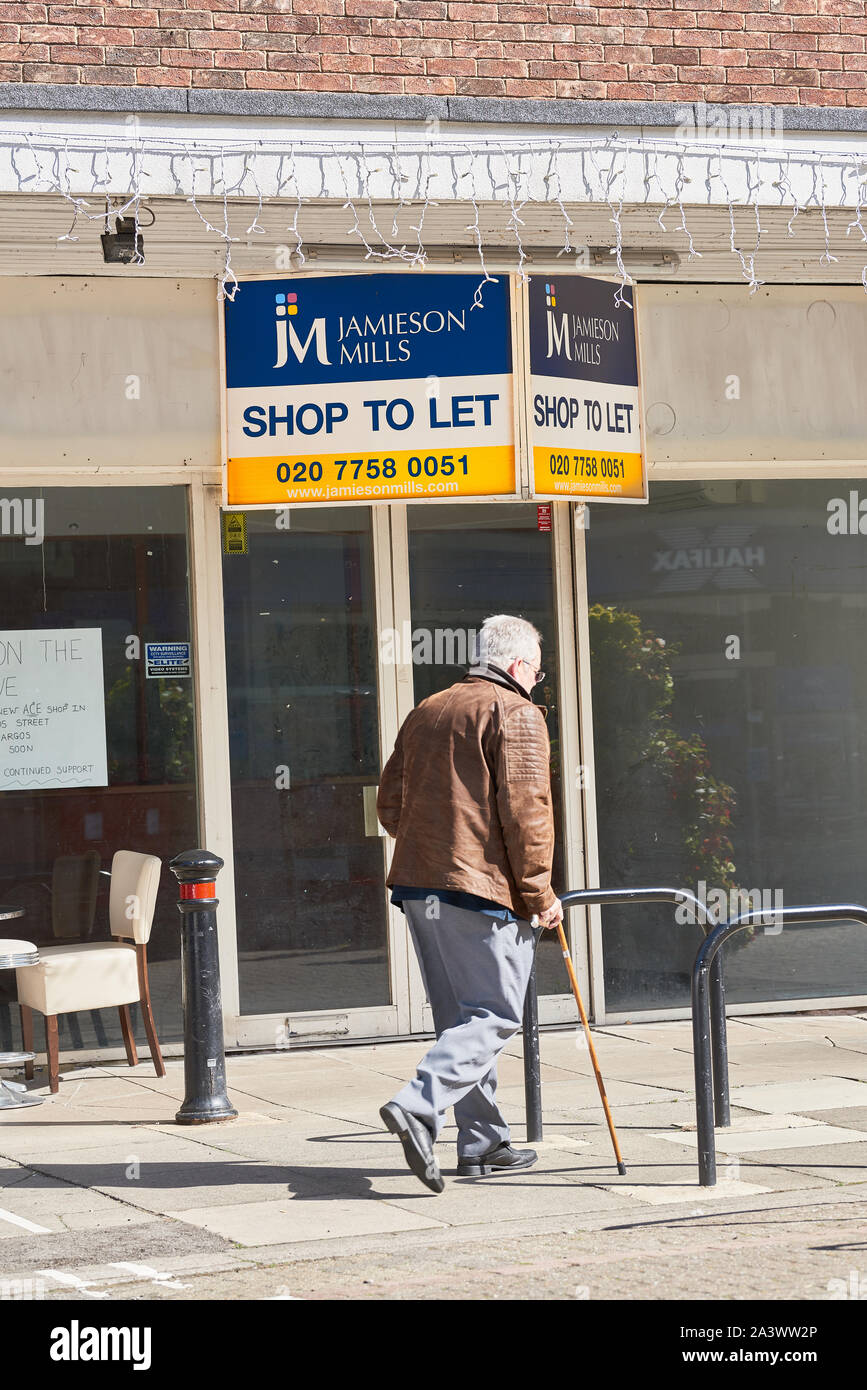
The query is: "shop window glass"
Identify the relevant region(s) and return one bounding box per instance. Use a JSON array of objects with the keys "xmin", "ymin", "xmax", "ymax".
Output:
[
  {"xmin": 0, "ymin": 487, "xmax": 196, "ymax": 1057},
  {"xmin": 588, "ymin": 480, "xmax": 867, "ymax": 1011}
]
